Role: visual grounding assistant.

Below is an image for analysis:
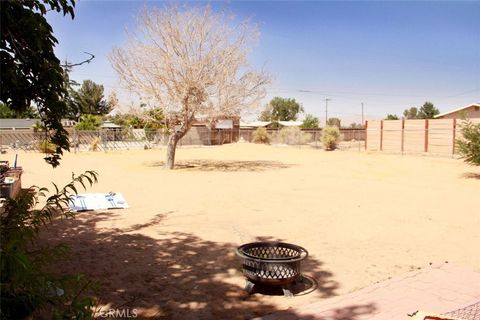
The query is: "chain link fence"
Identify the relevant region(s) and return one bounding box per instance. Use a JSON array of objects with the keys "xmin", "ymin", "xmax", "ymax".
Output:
[
  {"xmin": 240, "ymin": 128, "xmax": 365, "ymax": 150},
  {"xmin": 0, "ymin": 127, "xmax": 366, "ymax": 153},
  {"xmin": 0, "ymin": 126, "xmax": 240, "ymax": 152}
]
